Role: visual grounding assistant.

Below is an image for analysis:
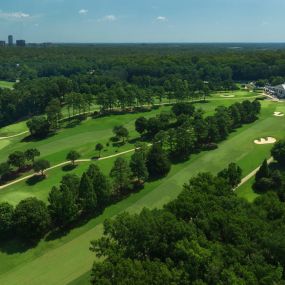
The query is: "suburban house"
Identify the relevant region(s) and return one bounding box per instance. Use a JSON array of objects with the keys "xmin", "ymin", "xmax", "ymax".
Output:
[{"xmin": 264, "ymin": 83, "xmax": 285, "ymax": 99}]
